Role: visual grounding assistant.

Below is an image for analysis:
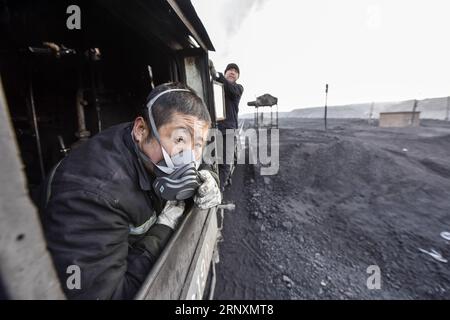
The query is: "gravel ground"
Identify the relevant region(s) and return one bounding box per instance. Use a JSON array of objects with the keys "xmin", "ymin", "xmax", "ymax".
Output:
[{"xmin": 214, "ymin": 118, "xmax": 450, "ymax": 299}]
